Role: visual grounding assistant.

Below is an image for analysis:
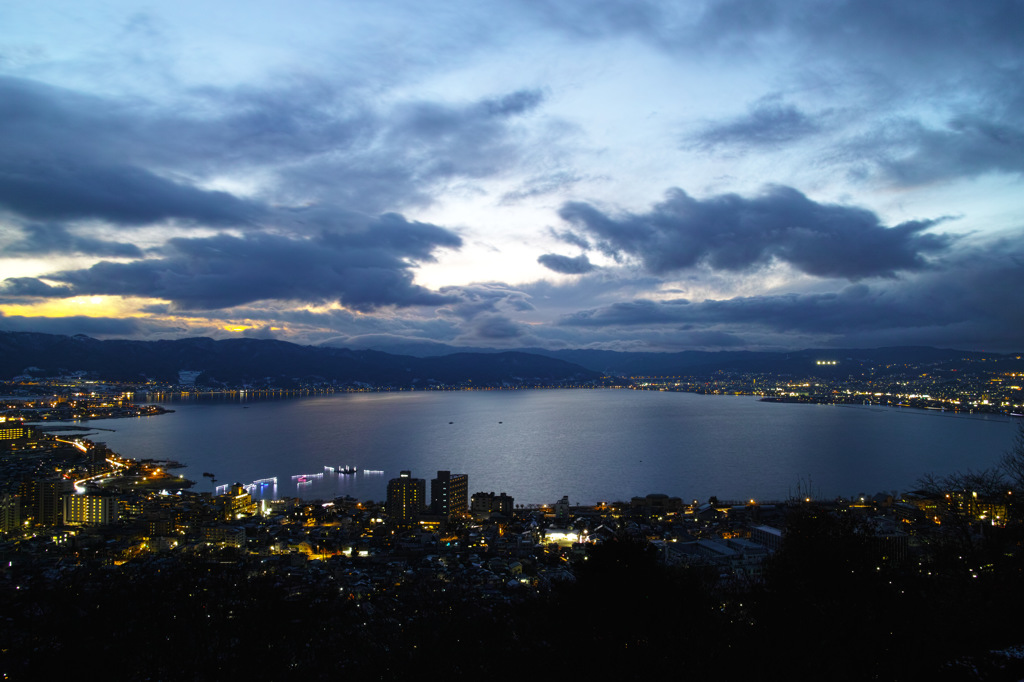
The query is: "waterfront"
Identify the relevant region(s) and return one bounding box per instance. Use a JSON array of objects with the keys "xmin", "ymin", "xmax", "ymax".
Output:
[{"xmin": 49, "ymin": 389, "xmax": 1020, "ymax": 504}]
